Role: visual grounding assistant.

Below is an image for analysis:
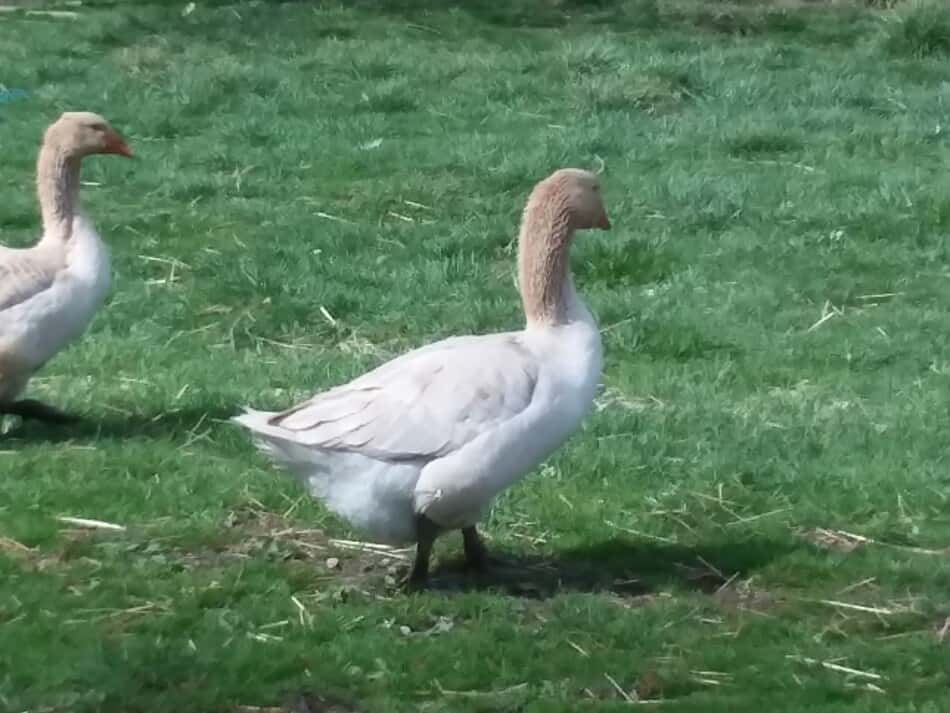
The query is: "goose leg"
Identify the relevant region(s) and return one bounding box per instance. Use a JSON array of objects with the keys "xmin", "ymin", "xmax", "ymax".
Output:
[
  {"xmin": 407, "ymin": 514, "xmax": 440, "ymax": 590},
  {"xmin": 462, "ymin": 526, "xmax": 489, "ymax": 572},
  {"xmin": 2, "ymin": 399, "xmax": 79, "ymax": 424}
]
